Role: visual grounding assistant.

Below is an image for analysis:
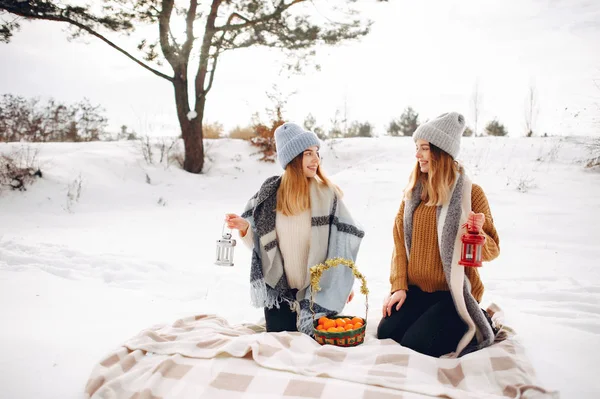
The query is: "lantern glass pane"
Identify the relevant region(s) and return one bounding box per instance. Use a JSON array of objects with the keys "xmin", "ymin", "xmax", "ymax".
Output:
[
  {"xmin": 476, "ymin": 245, "xmax": 482, "ymax": 261},
  {"xmin": 466, "ymin": 244, "xmax": 473, "ymax": 259}
]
